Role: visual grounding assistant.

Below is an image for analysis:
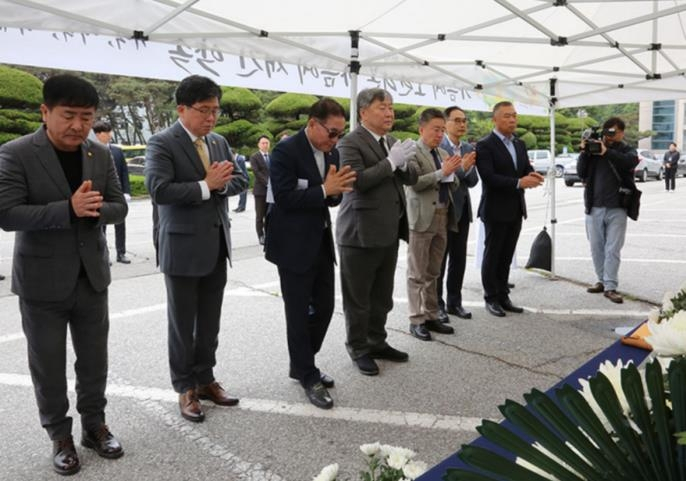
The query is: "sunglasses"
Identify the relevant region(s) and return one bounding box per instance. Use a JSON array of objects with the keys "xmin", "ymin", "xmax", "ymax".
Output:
[{"xmin": 315, "ymin": 119, "xmax": 346, "ymax": 139}]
